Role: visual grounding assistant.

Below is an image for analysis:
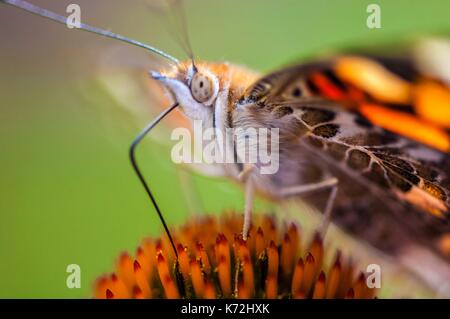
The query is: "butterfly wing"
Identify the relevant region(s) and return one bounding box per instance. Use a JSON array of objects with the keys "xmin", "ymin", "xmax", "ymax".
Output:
[
  {"xmin": 237, "ymin": 46, "xmax": 450, "ymax": 259},
  {"xmin": 241, "ymin": 52, "xmax": 450, "ymax": 151}
]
